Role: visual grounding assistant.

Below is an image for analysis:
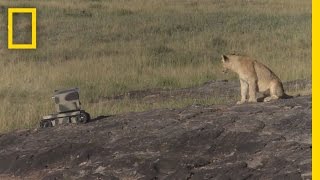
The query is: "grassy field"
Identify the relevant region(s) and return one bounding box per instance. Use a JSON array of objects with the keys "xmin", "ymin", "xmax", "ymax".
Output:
[{"xmin": 0, "ymin": 0, "xmax": 311, "ymax": 132}]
